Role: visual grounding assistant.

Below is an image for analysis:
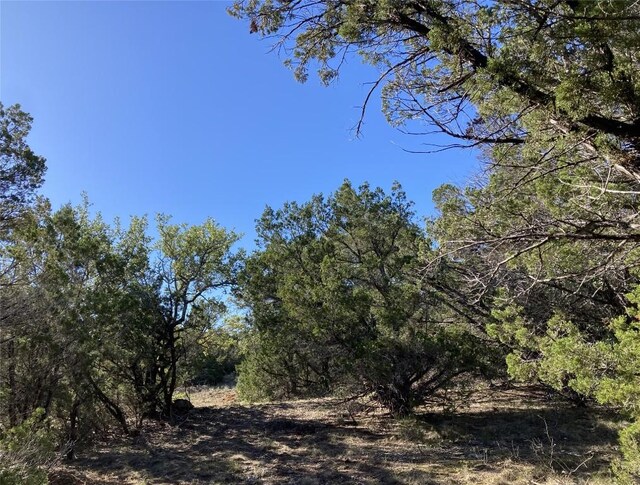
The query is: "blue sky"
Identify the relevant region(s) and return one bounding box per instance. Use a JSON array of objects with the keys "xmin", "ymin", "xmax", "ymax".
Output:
[{"xmin": 1, "ymin": 0, "xmax": 478, "ymax": 247}]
